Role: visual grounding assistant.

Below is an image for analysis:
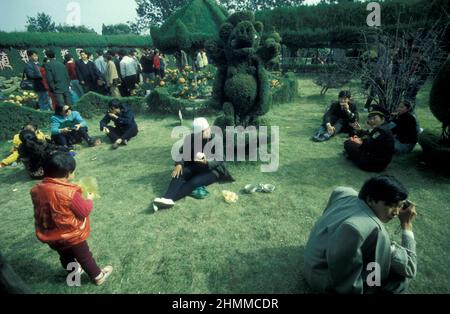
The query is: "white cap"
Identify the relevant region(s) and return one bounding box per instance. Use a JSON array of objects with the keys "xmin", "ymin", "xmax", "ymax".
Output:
[{"xmin": 192, "ymin": 117, "xmax": 210, "ymax": 134}]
